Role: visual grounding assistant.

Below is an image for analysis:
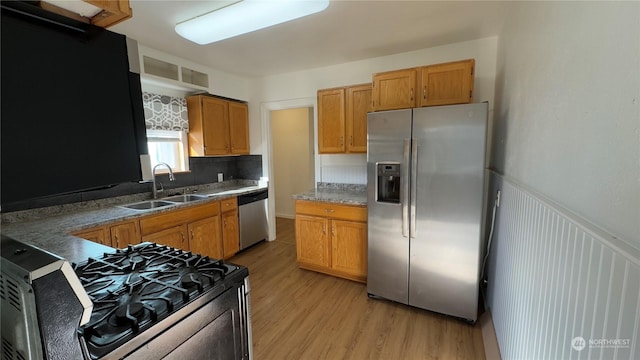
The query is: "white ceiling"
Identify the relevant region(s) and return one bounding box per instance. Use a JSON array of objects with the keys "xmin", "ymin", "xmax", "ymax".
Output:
[{"xmin": 110, "ymin": 0, "xmax": 509, "ymax": 77}]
